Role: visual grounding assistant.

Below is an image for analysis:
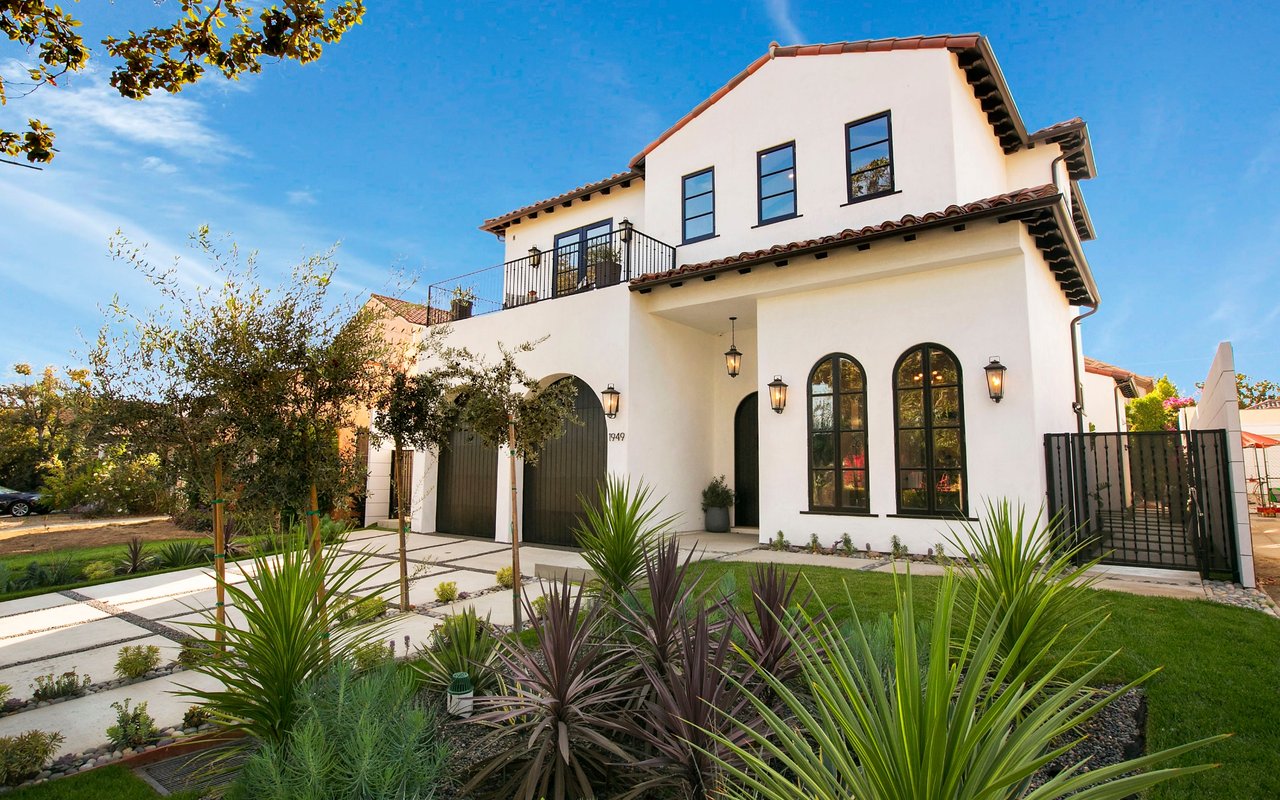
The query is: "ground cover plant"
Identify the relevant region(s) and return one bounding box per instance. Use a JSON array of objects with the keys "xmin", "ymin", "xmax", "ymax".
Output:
[
  {"xmin": 105, "ymin": 699, "xmax": 159, "ymax": 749},
  {"xmin": 1, "ymin": 764, "xmax": 201, "ymax": 799},
  {"xmin": 0, "ymin": 730, "xmax": 64, "ymax": 786},
  {"xmin": 115, "ymin": 645, "xmax": 162, "ymax": 679},
  {"xmin": 31, "ymin": 671, "xmax": 89, "ymax": 702}
]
